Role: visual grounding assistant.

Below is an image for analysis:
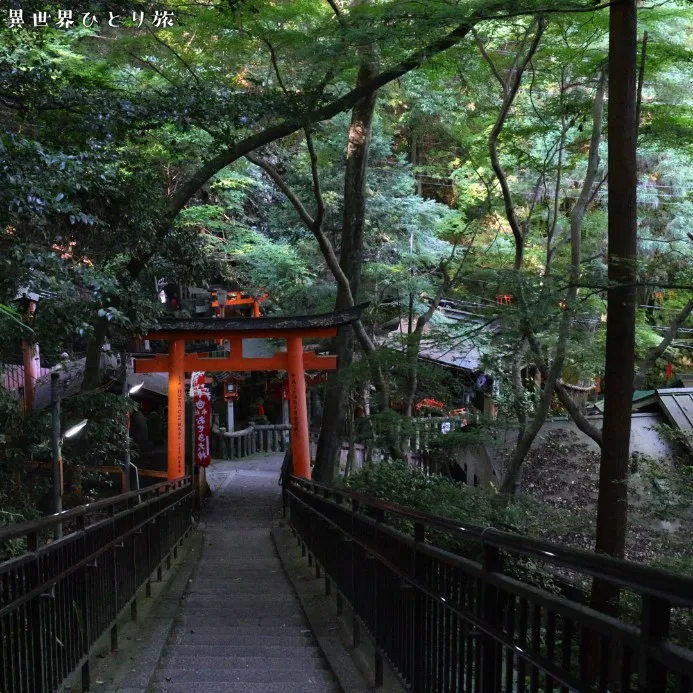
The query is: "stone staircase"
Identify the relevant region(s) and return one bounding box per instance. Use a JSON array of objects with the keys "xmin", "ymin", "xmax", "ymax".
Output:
[{"xmin": 147, "ymin": 458, "xmax": 341, "ymax": 693}]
